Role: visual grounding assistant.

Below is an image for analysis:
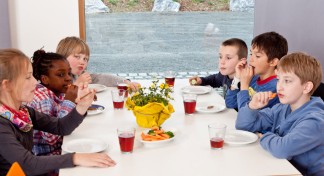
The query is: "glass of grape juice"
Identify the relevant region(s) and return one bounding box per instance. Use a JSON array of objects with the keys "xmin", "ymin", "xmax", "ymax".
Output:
[
  {"xmin": 182, "ymin": 93, "xmax": 197, "ymax": 115},
  {"xmin": 164, "ymin": 71, "xmax": 176, "ymax": 87},
  {"xmin": 111, "ymin": 89, "xmax": 125, "ymax": 109},
  {"xmin": 117, "ymin": 82, "xmax": 129, "ymax": 97},
  {"xmin": 208, "ymin": 123, "xmax": 226, "ymax": 150},
  {"xmin": 117, "ymin": 127, "xmax": 136, "ymax": 154}
]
